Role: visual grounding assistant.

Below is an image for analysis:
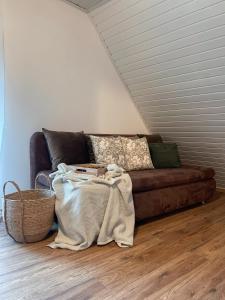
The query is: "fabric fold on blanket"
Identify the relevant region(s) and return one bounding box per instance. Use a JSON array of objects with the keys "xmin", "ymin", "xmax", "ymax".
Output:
[{"xmin": 48, "ymin": 163, "xmax": 135, "ymax": 251}]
